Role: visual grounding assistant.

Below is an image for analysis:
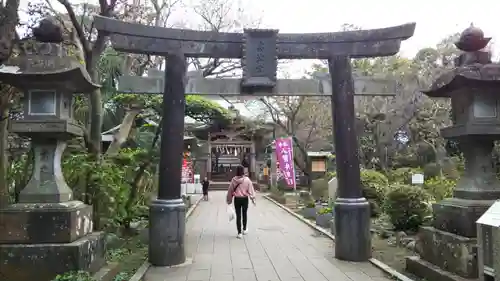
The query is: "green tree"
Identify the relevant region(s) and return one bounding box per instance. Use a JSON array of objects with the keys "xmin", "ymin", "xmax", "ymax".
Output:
[{"xmin": 0, "ymin": 0, "xmax": 20, "ymax": 207}]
